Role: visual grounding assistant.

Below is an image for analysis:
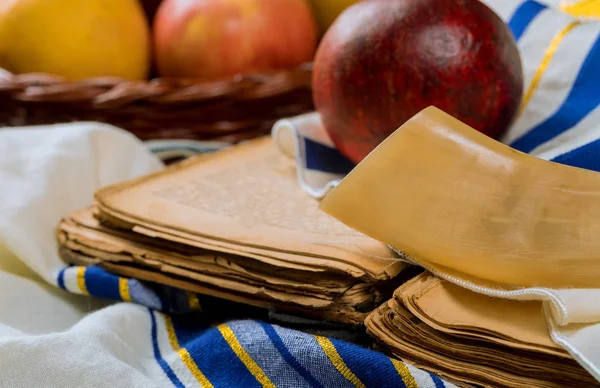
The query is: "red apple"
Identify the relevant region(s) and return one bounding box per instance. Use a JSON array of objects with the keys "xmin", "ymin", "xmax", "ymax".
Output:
[
  {"xmin": 154, "ymin": 0, "xmax": 318, "ymax": 80},
  {"xmin": 313, "ymin": 0, "xmax": 523, "ymax": 163}
]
